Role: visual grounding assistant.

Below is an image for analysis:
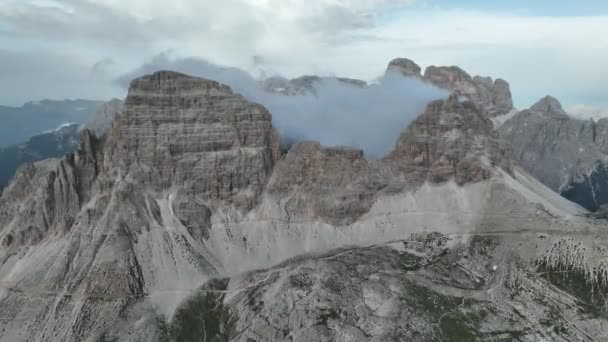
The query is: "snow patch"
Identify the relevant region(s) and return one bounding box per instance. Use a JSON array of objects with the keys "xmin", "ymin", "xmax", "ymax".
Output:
[{"xmin": 42, "ymin": 122, "xmax": 78, "ymax": 134}]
